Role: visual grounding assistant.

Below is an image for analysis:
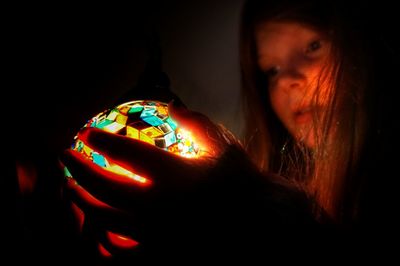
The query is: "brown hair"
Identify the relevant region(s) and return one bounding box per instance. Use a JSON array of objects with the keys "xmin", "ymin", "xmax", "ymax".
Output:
[{"xmin": 239, "ymin": 0, "xmax": 380, "ymax": 224}]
